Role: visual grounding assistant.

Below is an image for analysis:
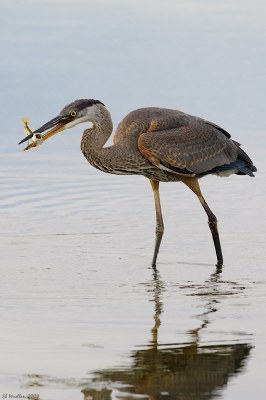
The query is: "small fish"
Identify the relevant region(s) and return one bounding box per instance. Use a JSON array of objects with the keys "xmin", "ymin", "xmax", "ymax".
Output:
[
  {"xmin": 21, "ymin": 117, "xmax": 32, "ymax": 135},
  {"xmin": 21, "ymin": 117, "xmax": 44, "ymax": 151}
]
